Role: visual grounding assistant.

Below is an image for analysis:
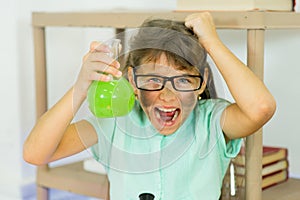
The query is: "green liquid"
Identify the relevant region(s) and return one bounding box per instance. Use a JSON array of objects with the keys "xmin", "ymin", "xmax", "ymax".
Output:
[{"xmin": 87, "ymin": 77, "xmax": 135, "ymax": 118}]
